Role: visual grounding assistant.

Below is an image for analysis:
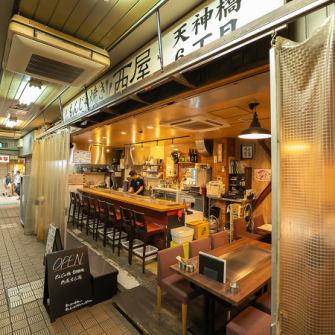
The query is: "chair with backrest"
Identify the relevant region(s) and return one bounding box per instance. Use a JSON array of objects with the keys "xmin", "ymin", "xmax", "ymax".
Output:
[
  {"xmin": 157, "ymin": 245, "xmax": 200, "ymax": 335},
  {"xmin": 68, "ymin": 192, "xmax": 76, "ymax": 226},
  {"xmin": 74, "ymin": 193, "xmax": 84, "ymax": 227},
  {"xmin": 210, "ymin": 230, "xmax": 230, "ymax": 249},
  {"xmin": 86, "ymin": 197, "xmax": 99, "ymax": 238},
  {"xmin": 189, "ymin": 237, "xmax": 212, "ymax": 258},
  {"xmin": 254, "ymin": 291, "xmax": 271, "ymax": 314},
  {"xmin": 106, "ymin": 203, "xmax": 122, "ymax": 250},
  {"xmin": 133, "ymin": 211, "xmax": 165, "ymax": 273},
  {"xmin": 96, "ymin": 200, "xmax": 112, "ymax": 243},
  {"xmin": 226, "ymin": 306, "xmax": 271, "ymax": 335},
  {"xmin": 79, "ymin": 195, "xmax": 90, "ymax": 231},
  {"xmin": 233, "ymin": 218, "xmax": 262, "ymax": 241},
  {"xmin": 118, "ymin": 207, "xmax": 137, "ymax": 263},
  {"xmin": 253, "ymin": 215, "xmax": 269, "ymax": 239}
]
